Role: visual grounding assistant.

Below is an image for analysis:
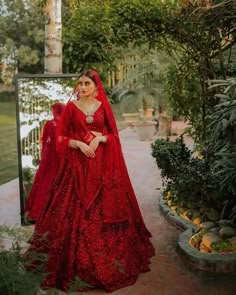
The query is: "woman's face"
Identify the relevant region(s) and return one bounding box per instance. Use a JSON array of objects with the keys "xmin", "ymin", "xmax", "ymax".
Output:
[{"xmin": 77, "ymin": 76, "xmax": 96, "ymax": 99}]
